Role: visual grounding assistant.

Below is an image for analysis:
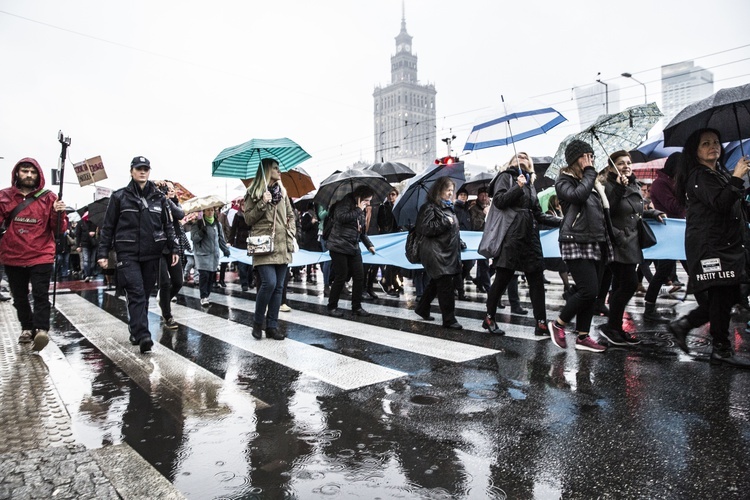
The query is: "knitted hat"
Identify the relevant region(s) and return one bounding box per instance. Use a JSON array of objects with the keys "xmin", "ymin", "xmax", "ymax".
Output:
[{"xmin": 565, "ymin": 140, "xmax": 594, "ymax": 166}]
